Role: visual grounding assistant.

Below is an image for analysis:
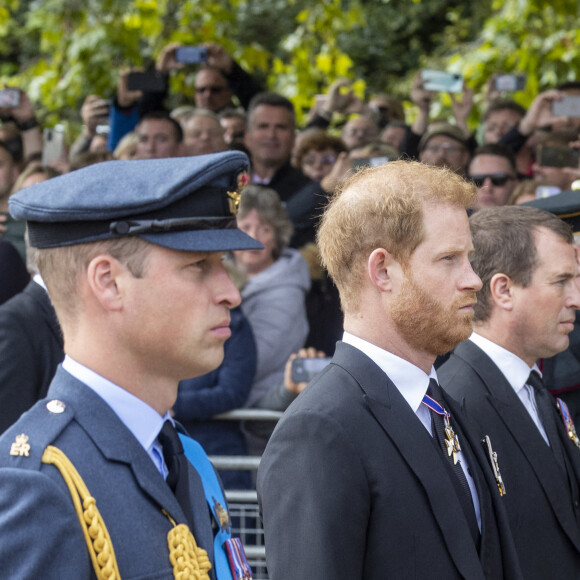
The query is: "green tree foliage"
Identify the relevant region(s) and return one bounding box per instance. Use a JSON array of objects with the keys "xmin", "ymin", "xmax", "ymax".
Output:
[
  {"xmin": 2, "ymin": 0, "xmax": 578, "ymax": 132},
  {"xmin": 432, "ymin": 0, "xmax": 580, "ymax": 124},
  {"xmin": 0, "ymin": 0, "xmax": 485, "ymax": 128}
]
